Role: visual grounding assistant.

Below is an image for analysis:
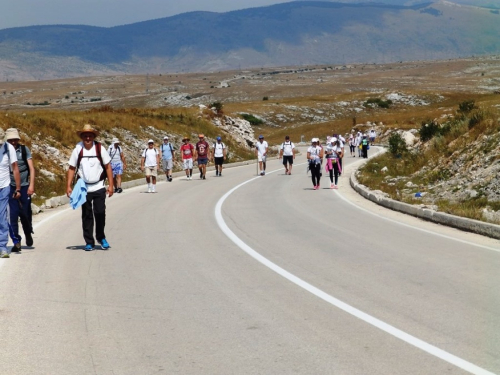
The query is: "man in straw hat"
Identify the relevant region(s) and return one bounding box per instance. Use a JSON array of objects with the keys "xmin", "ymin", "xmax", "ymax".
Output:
[
  {"xmin": 180, "ymin": 136, "xmax": 194, "ymax": 180},
  {"xmin": 0, "ymin": 128, "xmax": 21, "ymax": 258},
  {"xmin": 108, "ymin": 137, "xmax": 126, "ymax": 193},
  {"xmin": 66, "ymin": 124, "xmax": 113, "ymax": 251},
  {"xmin": 5, "ymin": 128, "xmax": 35, "ymax": 253}
]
